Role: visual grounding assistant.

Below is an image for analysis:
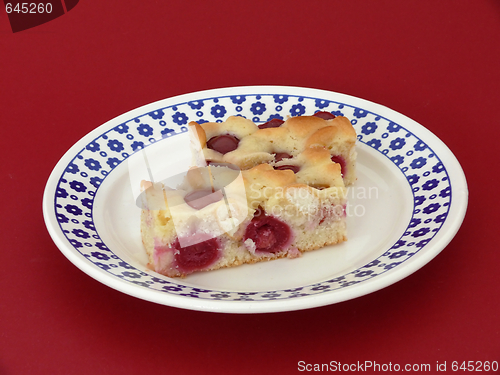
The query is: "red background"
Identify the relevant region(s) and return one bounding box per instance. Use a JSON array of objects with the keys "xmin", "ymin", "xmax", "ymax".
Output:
[{"xmin": 1, "ymin": 1, "xmax": 499, "ymax": 374}]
